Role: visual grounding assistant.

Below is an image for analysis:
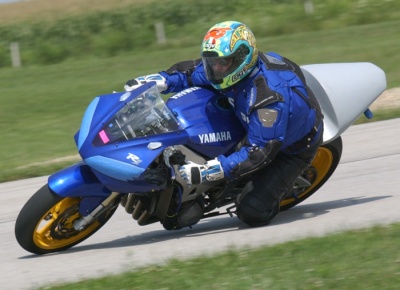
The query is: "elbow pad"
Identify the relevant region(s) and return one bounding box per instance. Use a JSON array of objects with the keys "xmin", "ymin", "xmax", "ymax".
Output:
[{"xmin": 231, "ymin": 140, "xmax": 282, "ymax": 179}]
